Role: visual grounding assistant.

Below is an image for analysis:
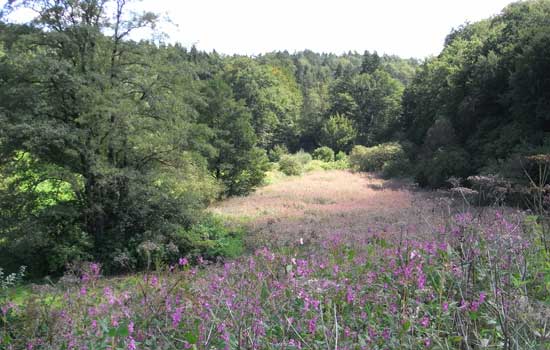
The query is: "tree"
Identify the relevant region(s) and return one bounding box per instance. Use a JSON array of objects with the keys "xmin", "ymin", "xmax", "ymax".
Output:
[
  {"xmin": 0, "ymin": 0, "xmax": 219, "ymax": 274},
  {"xmin": 198, "ymin": 78, "xmax": 269, "ymax": 196},
  {"xmin": 223, "ymin": 57, "xmax": 303, "ymax": 150},
  {"xmin": 361, "ymin": 50, "xmax": 380, "ymax": 74},
  {"xmin": 321, "ymin": 114, "xmax": 358, "ymax": 152}
]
